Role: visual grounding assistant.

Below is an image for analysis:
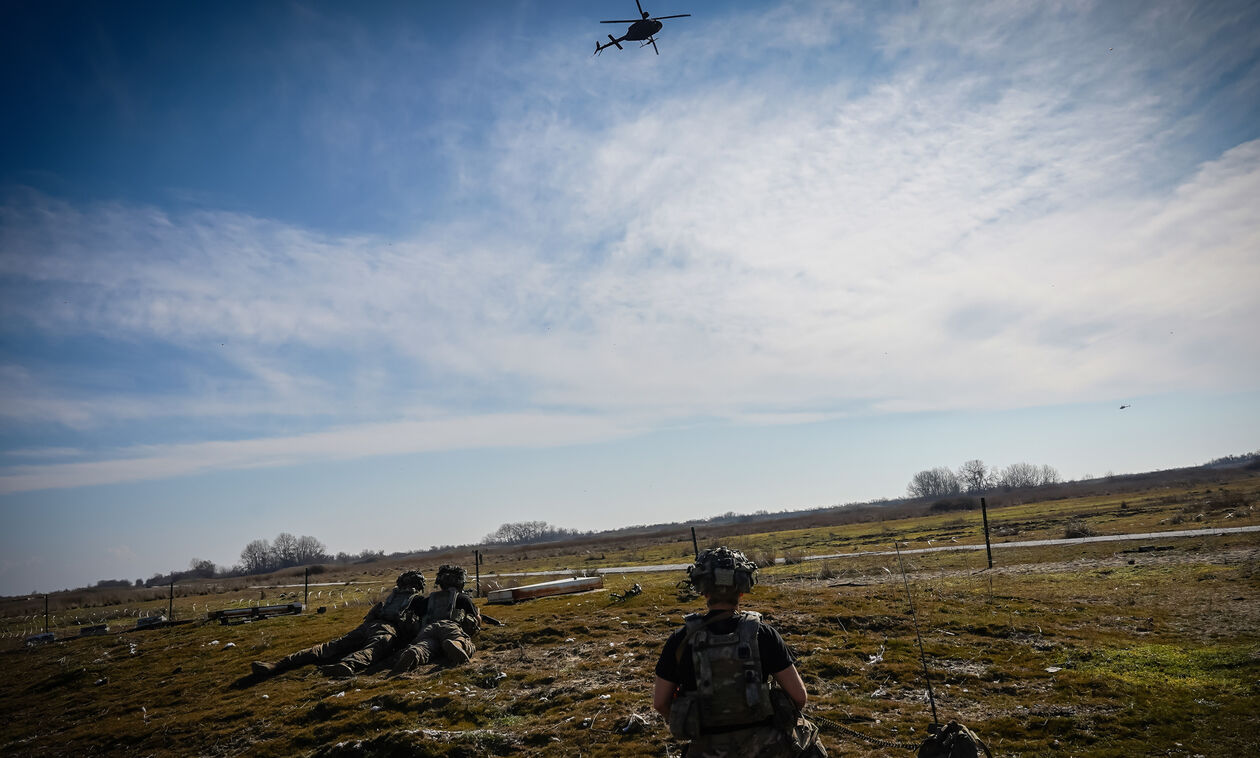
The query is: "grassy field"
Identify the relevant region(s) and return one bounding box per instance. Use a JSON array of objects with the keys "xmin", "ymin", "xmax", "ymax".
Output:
[{"xmin": 2, "ymin": 472, "xmax": 1258, "ymax": 756}]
